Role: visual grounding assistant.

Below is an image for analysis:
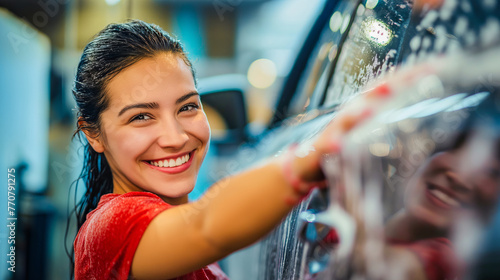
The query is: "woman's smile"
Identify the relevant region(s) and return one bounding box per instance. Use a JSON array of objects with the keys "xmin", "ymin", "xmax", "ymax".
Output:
[
  {"xmin": 424, "ymin": 181, "xmax": 461, "ymax": 210},
  {"xmin": 144, "ymin": 150, "xmax": 195, "ymax": 174}
]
